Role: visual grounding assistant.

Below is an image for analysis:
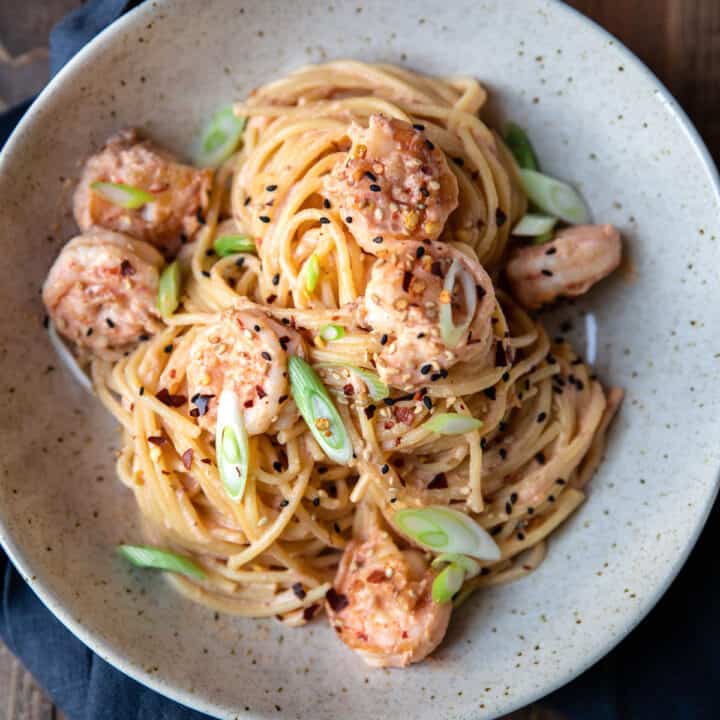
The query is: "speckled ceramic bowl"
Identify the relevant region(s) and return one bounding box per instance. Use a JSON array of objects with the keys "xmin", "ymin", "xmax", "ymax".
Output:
[{"xmin": 0, "ymin": 1, "xmax": 718, "ymax": 718}]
